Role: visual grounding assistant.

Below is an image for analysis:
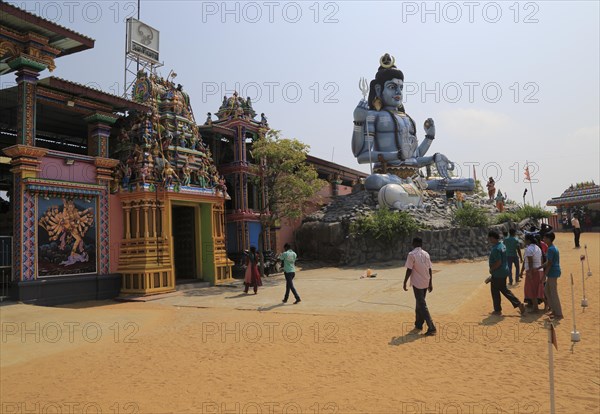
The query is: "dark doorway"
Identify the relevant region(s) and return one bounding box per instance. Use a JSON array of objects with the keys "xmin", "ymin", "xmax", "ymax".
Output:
[{"xmin": 172, "ymin": 206, "xmax": 197, "ymax": 280}]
